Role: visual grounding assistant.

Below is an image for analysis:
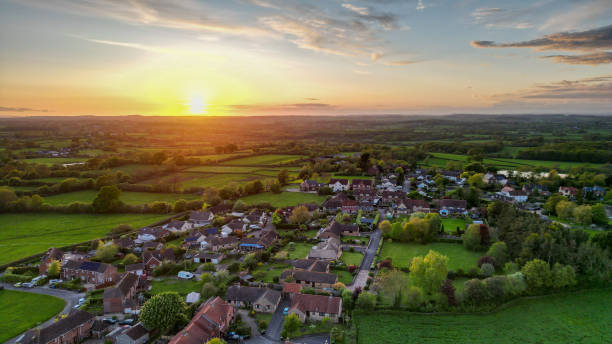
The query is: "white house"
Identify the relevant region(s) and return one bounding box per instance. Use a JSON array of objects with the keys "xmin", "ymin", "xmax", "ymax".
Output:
[
  {"xmin": 328, "ymin": 178, "xmax": 349, "ymax": 192},
  {"xmin": 164, "ymin": 220, "xmax": 192, "ymax": 233}
]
